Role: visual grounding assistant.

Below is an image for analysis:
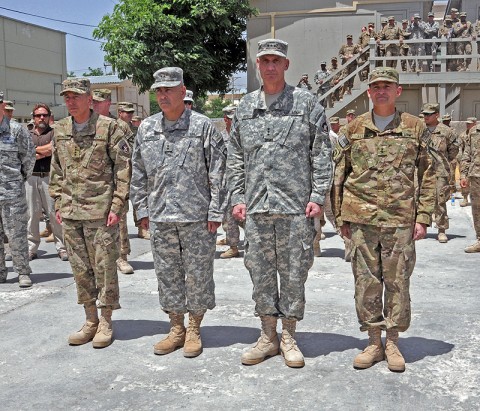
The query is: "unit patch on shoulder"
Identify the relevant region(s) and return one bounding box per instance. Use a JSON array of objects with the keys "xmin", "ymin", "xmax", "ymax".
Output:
[
  {"xmin": 119, "ymin": 139, "xmax": 130, "ymax": 154},
  {"xmin": 338, "ymin": 134, "xmax": 350, "ymax": 148}
]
